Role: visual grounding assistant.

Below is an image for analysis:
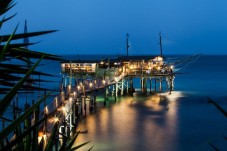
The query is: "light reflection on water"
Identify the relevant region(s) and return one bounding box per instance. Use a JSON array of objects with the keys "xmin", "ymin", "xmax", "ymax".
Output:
[
  {"xmin": 75, "ymin": 92, "xmax": 180, "ymax": 151},
  {"xmin": 74, "ymin": 91, "xmax": 227, "ymax": 151}
]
